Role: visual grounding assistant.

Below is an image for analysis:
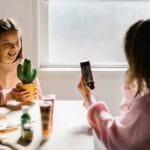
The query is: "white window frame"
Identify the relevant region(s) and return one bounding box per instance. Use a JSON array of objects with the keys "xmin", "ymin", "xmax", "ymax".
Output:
[
  {"xmin": 36, "ymin": 0, "xmax": 127, "ymax": 70},
  {"xmin": 37, "ymin": 0, "xmax": 49, "ymax": 68}
]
